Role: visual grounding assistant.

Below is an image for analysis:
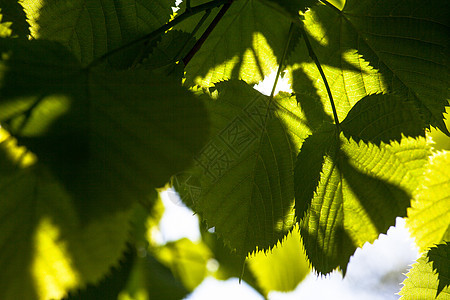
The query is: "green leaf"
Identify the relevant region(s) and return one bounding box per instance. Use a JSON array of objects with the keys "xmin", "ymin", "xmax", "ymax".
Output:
[
  {"xmin": 248, "ymin": 225, "xmax": 310, "ymax": 296},
  {"xmin": 0, "ymin": 1, "xmax": 30, "ymax": 38},
  {"xmin": 21, "ymin": 0, "xmax": 174, "ymax": 67},
  {"xmin": 341, "ymin": 94, "xmax": 425, "ymax": 144},
  {"xmin": 400, "ymin": 242, "xmax": 450, "ymax": 299},
  {"xmin": 0, "ymin": 130, "xmax": 132, "ymax": 300},
  {"xmin": 290, "ymin": 0, "xmax": 450, "ymax": 134},
  {"xmin": 407, "ymin": 151, "xmax": 450, "ymax": 252},
  {"xmin": 125, "ymin": 254, "xmax": 189, "ymax": 300},
  {"xmin": 175, "ymin": 80, "xmax": 310, "ymax": 257},
  {"xmin": 66, "ymin": 246, "xmax": 135, "ymax": 300},
  {"xmin": 0, "ymin": 38, "xmax": 209, "ymax": 219},
  {"xmin": 0, "ymin": 38, "xmax": 209, "ymax": 299},
  {"xmin": 183, "ymin": 0, "xmax": 293, "ymax": 87},
  {"xmin": 155, "ymin": 238, "xmax": 212, "ymax": 291},
  {"xmin": 295, "ymin": 123, "xmax": 430, "ymax": 274},
  {"xmin": 258, "ymin": 0, "xmax": 318, "ymax": 16}
]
